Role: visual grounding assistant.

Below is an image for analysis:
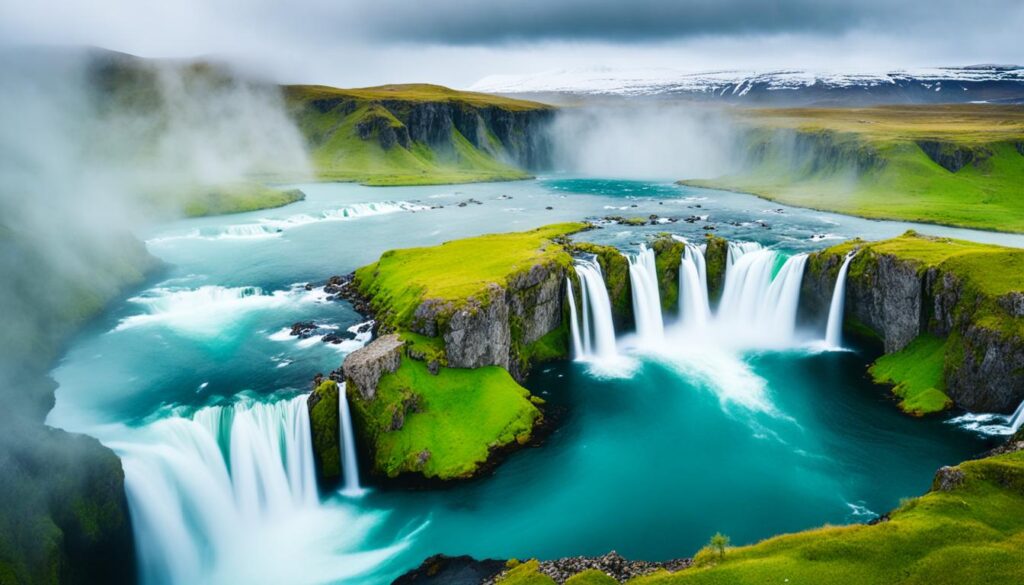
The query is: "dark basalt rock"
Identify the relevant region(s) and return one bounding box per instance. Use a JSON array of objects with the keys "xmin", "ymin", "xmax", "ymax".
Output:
[
  {"xmin": 290, "ymin": 321, "xmax": 319, "ymax": 338},
  {"xmin": 392, "ymin": 554, "xmax": 506, "ymax": 585}
]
